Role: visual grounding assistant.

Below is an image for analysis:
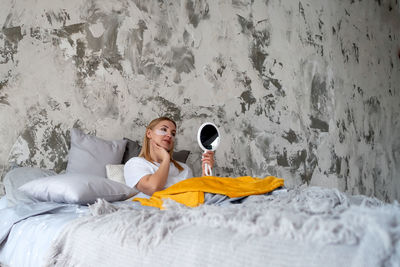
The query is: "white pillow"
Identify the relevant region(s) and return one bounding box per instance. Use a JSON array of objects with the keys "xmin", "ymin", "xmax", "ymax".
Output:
[
  {"xmin": 19, "ymin": 173, "xmax": 137, "ymax": 205},
  {"xmin": 66, "ymin": 128, "xmax": 127, "ymax": 177},
  {"xmin": 106, "ymin": 164, "xmax": 126, "ymax": 184}
]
